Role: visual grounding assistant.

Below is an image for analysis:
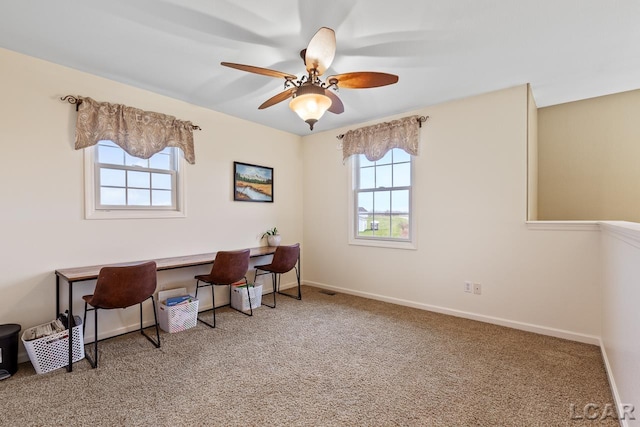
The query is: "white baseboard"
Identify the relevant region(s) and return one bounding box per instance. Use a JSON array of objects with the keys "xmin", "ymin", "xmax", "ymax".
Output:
[
  {"xmin": 599, "ymin": 340, "xmax": 631, "ymax": 427},
  {"xmin": 304, "ymin": 280, "xmax": 600, "ymax": 345}
]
